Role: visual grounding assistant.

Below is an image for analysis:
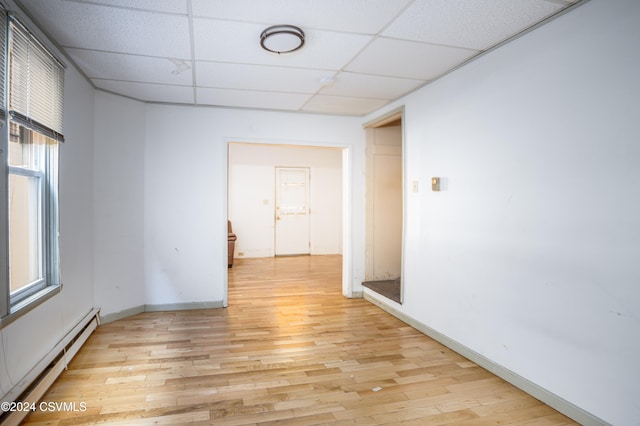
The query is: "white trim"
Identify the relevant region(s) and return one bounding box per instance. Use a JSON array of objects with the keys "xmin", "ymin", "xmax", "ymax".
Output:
[
  {"xmin": 341, "ymin": 147, "xmax": 352, "ymax": 298},
  {"xmin": 349, "ymin": 291, "xmax": 363, "ymax": 299},
  {"xmin": 99, "ymin": 302, "xmax": 225, "ymax": 324},
  {"xmin": 144, "ymin": 301, "xmax": 224, "ymax": 312},
  {"xmin": 363, "ymin": 293, "xmax": 610, "ymax": 426},
  {"xmin": 225, "ymin": 138, "xmax": 353, "ymax": 300},
  {"xmin": 98, "ymin": 305, "xmax": 145, "ymax": 324}
]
